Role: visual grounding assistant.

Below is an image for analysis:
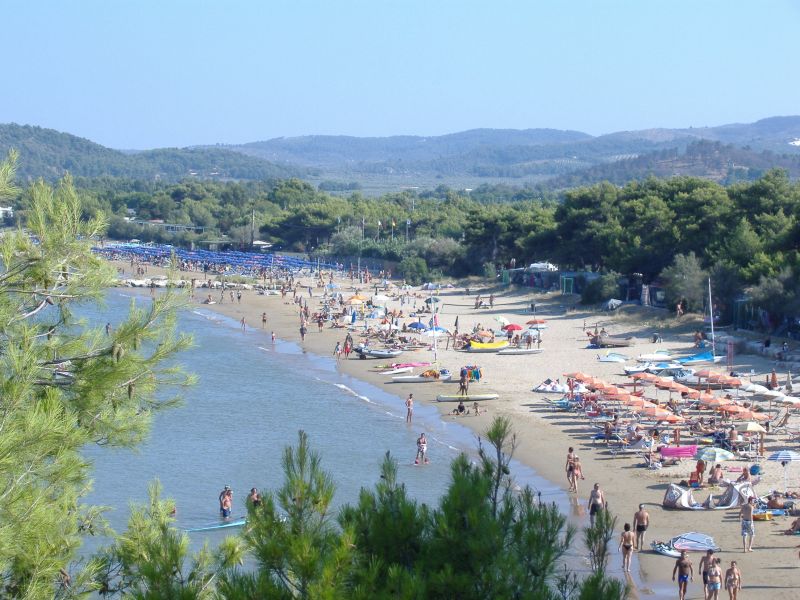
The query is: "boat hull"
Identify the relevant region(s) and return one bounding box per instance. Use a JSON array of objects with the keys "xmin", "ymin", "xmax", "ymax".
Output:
[
  {"xmin": 497, "ymin": 348, "xmax": 544, "ymax": 355},
  {"xmin": 436, "ymin": 393, "xmax": 499, "ymax": 402}
]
